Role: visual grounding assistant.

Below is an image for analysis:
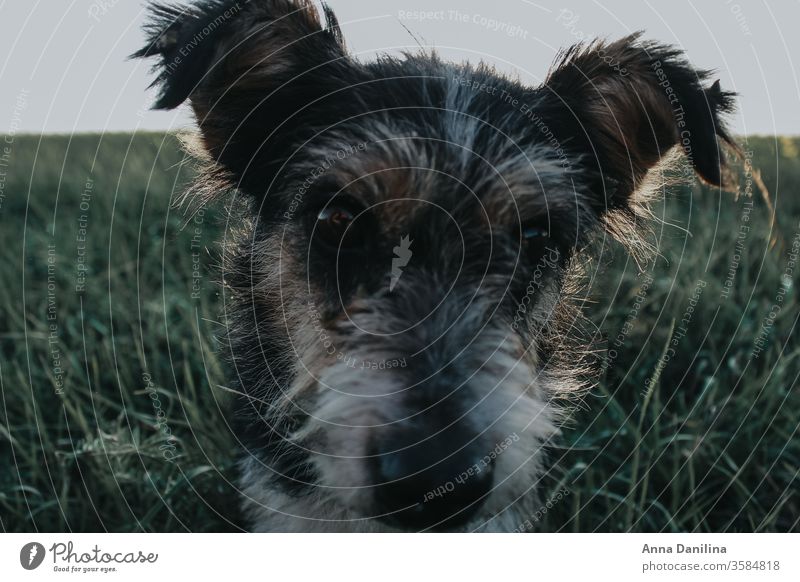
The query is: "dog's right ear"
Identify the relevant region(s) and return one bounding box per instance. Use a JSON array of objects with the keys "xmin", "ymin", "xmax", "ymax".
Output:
[
  {"xmin": 133, "ymin": 0, "xmax": 352, "ymax": 192},
  {"xmin": 538, "ymin": 34, "xmax": 738, "ymax": 215}
]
